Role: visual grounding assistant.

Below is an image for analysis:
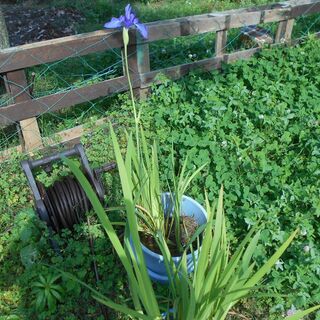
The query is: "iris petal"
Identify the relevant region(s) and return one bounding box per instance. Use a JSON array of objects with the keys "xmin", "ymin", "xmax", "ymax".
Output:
[
  {"xmin": 130, "ymin": 13, "xmax": 136, "ymax": 24},
  {"xmin": 125, "ymin": 4, "xmax": 132, "ymax": 21},
  {"xmin": 135, "ymin": 23, "xmax": 148, "ymax": 39},
  {"xmin": 124, "ymin": 20, "xmax": 132, "ymax": 28},
  {"xmin": 104, "ymin": 17, "xmax": 123, "ymax": 29},
  {"xmin": 104, "ymin": 4, "xmax": 146, "ymax": 37}
]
